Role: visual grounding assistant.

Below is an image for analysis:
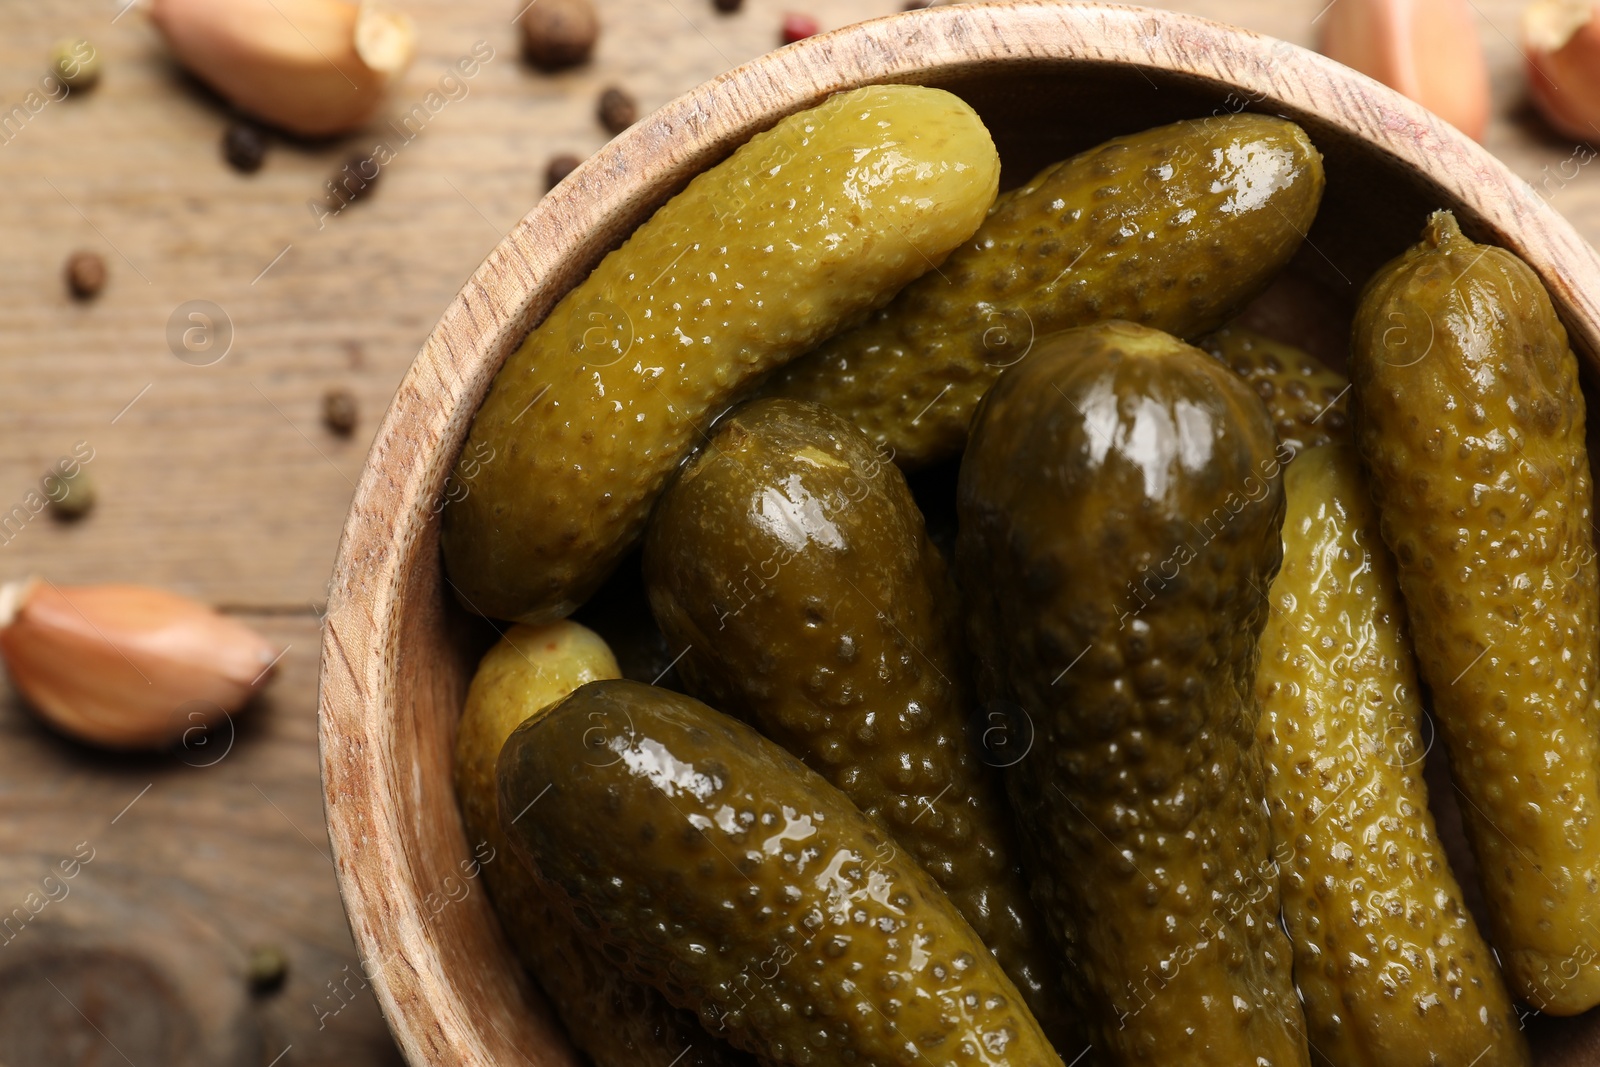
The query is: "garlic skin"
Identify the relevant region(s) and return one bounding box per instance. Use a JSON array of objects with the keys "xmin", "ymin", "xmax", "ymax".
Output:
[
  {"xmin": 1318, "ymin": 0, "xmax": 1490, "ymax": 142},
  {"xmin": 0, "ymin": 580, "xmax": 280, "ymax": 749},
  {"xmin": 149, "ymin": 0, "xmax": 416, "ymax": 138},
  {"xmin": 1524, "ymin": 0, "xmax": 1600, "ymax": 142}
]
